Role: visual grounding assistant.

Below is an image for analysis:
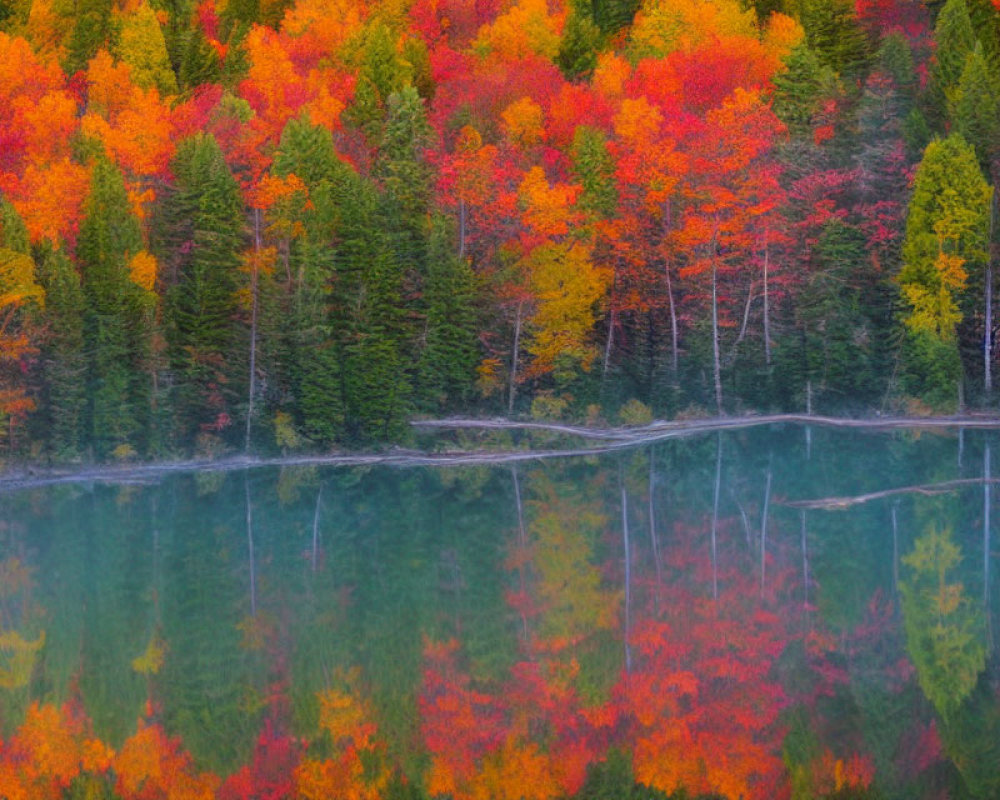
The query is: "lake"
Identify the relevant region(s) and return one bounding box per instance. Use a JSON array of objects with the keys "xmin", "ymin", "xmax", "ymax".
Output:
[{"xmin": 1, "ymin": 423, "xmax": 998, "ymax": 799}]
